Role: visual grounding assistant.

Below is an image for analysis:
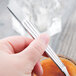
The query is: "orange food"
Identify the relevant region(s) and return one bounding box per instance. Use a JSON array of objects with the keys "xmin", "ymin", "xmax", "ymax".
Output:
[{"xmin": 34, "ymin": 56, "xmax": 76, "ymax": 76}]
